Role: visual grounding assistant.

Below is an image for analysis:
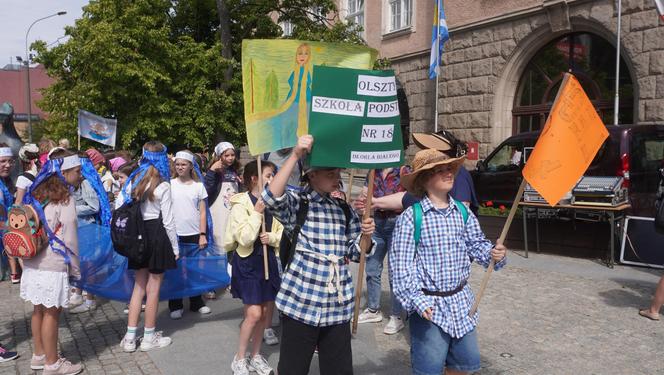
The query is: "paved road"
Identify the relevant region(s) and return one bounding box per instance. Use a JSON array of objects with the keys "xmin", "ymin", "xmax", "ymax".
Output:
[{"xmin": 1, "ymin": 251, "xmax": 663, "ymax": 374}]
